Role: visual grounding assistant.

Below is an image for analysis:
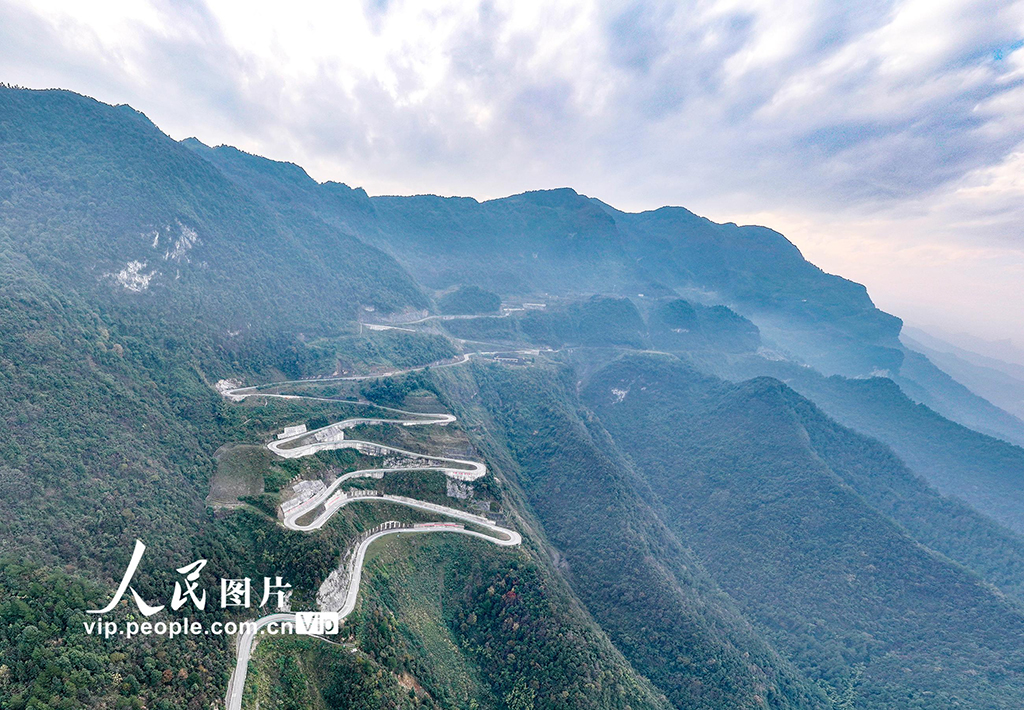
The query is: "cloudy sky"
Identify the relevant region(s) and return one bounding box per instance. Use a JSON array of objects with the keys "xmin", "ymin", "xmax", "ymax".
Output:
[{"xmin": 3, "ymin": 0, "xmax": 1023, "ymax": 347}]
